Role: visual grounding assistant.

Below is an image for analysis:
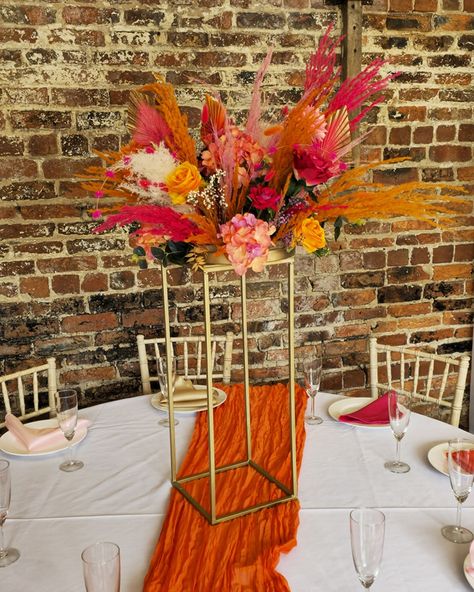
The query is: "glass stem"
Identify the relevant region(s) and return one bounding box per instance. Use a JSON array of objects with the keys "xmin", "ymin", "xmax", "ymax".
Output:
[
  {"xmin": 456, "ymin": 499, "xmax": 462, "ymax": 531},
  {"xmin": 0, "ymin": 523, "xmax": 6, "ymax": 559},
  {"xmin": 311, "ymin": 394, "xmax": 315, "ymax": 418},
  {"xmin": 66, "ymin": 434, "xmax": 74, "ymax": 465},
  {"xmin": 395, "ymin": 437, "xmax": 401, "ymax": 464}
]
